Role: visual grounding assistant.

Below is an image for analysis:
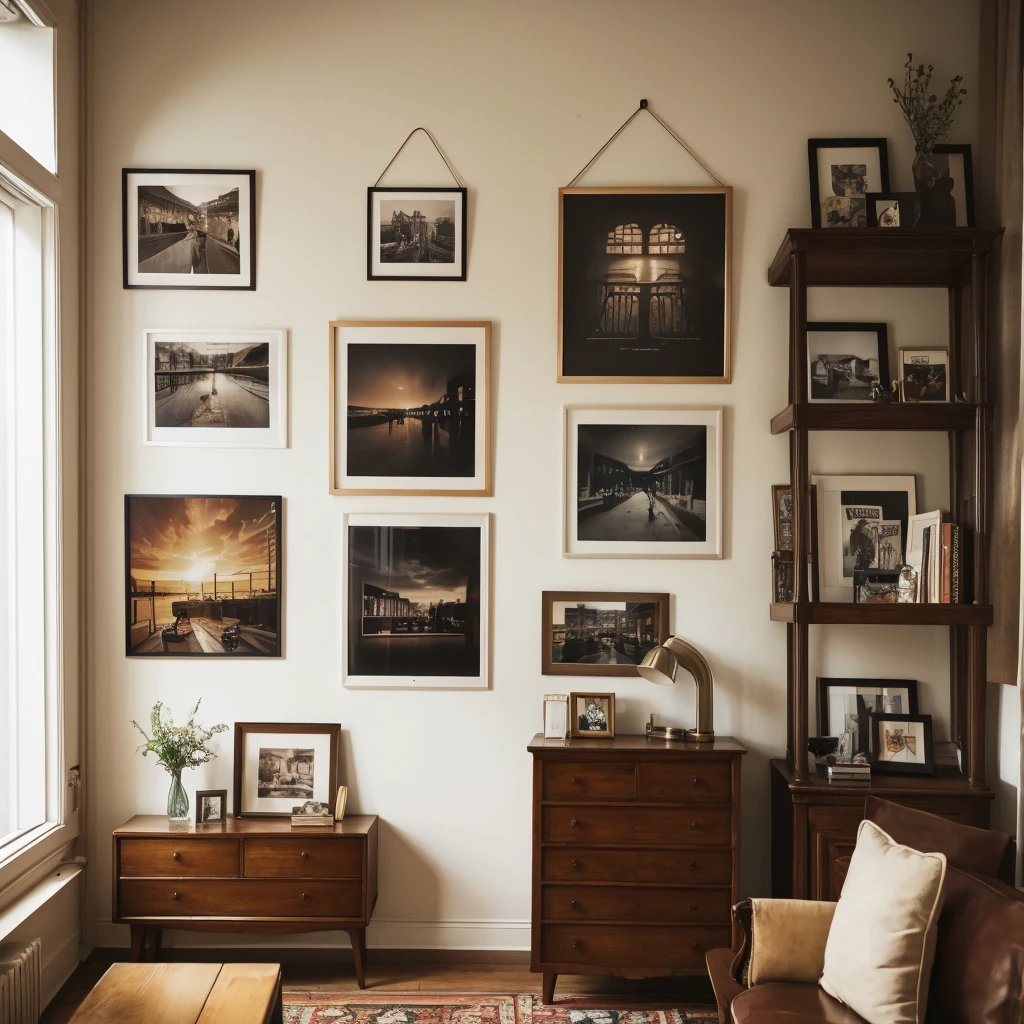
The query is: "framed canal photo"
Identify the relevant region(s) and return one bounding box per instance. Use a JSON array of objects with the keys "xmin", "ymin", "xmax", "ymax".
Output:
[
  {"xmin": 143, "ymin": 328, "xmax": 287, "ymax": 448},
  {"xmin": 367, "ymin": 187, "xmax": 467, "ymax": 281},
  {"xmin": 343, "ymin": 513, "xmax": 489, "ymax": 688},
  {"xmin": 558, "ymin": 186, "xmax": 731, "ymax": 383},
  {"xmin": 564, "ymin": 406, "xmax": 722, "ymax": 559},
  {"xmin": 125, "ymin": 494, "xmax": 281, "ymax": 657},
  {"xmin": 330, "ymin": 321, "xmax": 490, "ymax": 496},
  {"xmin": 122, "ymin": 169, "xmax": 255, "ymax": 289}
]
